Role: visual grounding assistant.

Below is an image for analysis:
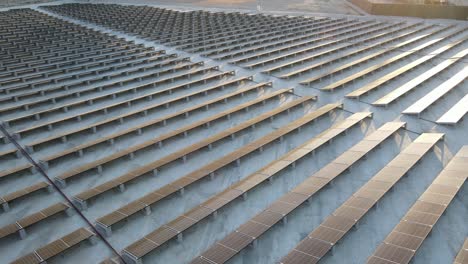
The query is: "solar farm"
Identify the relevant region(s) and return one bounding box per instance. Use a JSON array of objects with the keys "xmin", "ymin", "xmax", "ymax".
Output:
[{"xmin": 0, "ymin": 1, "xmax": 467, "ymax": 264}]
